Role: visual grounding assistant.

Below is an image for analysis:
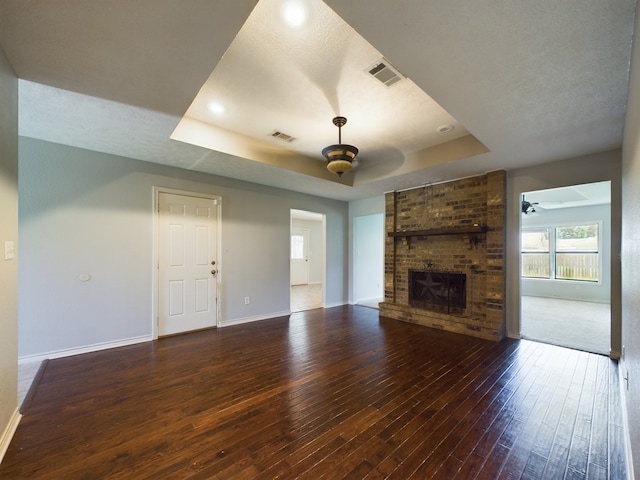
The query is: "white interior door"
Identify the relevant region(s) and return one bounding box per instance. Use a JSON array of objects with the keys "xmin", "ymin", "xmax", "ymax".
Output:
[
  {"xmin": 158, "ymin": 192, "xmax": 219, "ymax": 336},
  {"xmin": 290, "ymin": 227, "xmax": 309, "ymax": 285}
]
